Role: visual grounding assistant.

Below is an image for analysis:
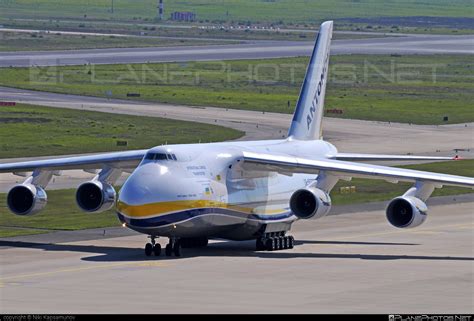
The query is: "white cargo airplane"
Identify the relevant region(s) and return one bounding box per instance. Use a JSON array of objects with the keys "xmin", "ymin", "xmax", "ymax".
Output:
[{"xmin": 1, "ymin": 21, "xmax": 473, "ymax": 257}]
